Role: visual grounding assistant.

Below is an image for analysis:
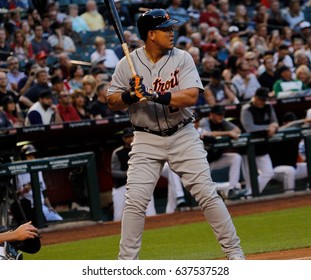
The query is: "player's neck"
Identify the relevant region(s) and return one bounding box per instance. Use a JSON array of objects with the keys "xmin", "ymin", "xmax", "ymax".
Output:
[{"xmin": 143, "ymin": 46, "xmax": 167, "ymax": 64}]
